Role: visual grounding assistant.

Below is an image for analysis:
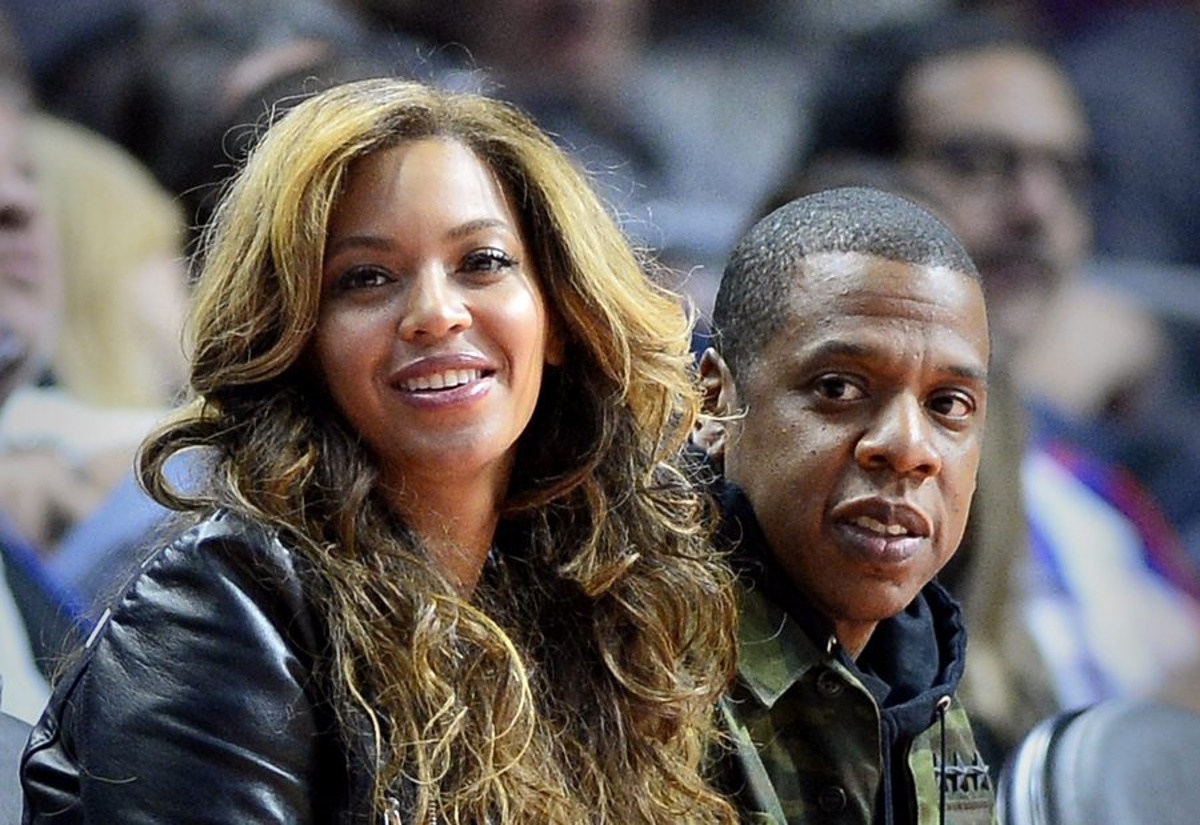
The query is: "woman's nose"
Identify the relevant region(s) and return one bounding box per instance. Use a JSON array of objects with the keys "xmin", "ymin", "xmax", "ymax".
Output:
[{"xmin": 396, "ymin": 268, "xmax": 471, "ymax": 342}]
